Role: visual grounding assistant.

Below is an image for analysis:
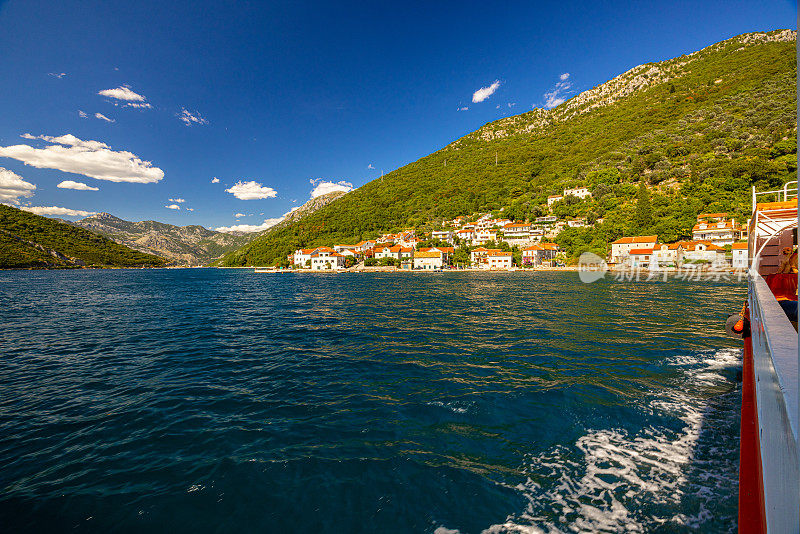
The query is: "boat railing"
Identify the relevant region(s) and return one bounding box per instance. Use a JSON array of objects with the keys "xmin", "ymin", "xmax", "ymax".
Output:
[
  {"xmin": 747, "ymin": 271, "xmax": 799, "ymax": 532},
  {"xmin": 748, "ymin": 183, "xmax": 798, "ymax": 269},
  {"xmin": 751, "ymin": 181, "xmax": 798, "ymax": 207}
]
